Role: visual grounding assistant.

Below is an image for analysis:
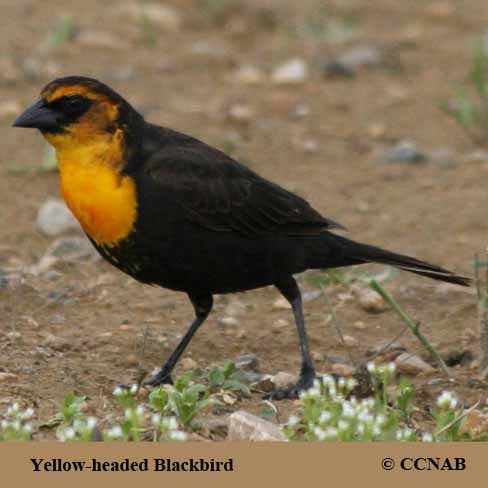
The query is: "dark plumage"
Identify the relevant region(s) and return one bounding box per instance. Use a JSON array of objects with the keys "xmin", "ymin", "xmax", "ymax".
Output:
[{"xmin": 14, "ymin": 77, "xmax": 471, "ymax": 398}]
